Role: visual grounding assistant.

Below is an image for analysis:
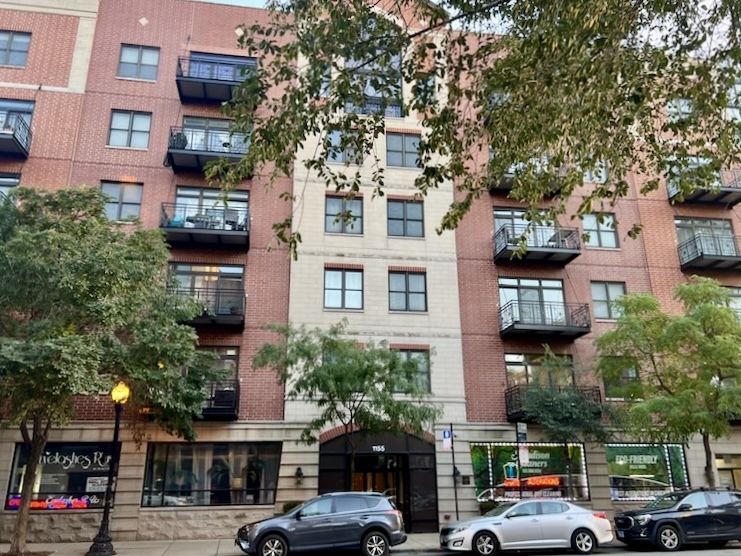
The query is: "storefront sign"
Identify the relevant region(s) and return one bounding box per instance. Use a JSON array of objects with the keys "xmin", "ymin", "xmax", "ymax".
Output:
[{"xmin": 5, "ymin": 443, "xmax": 115, "ymax": 511}]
